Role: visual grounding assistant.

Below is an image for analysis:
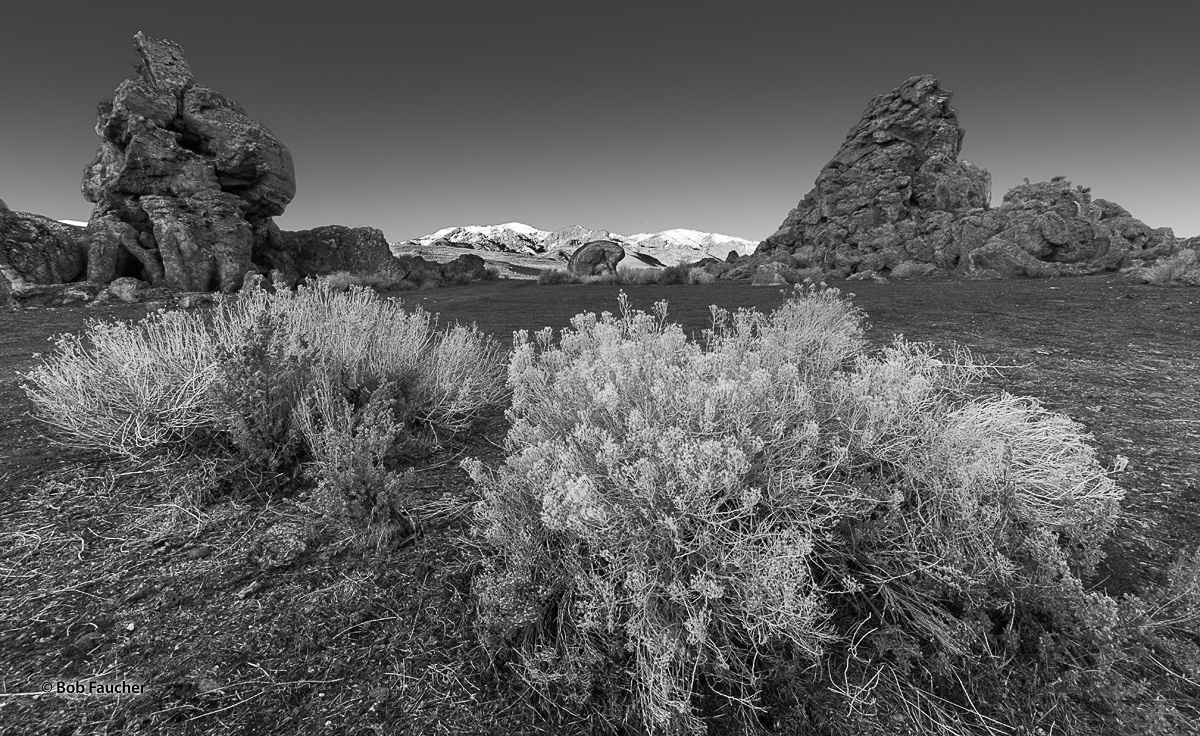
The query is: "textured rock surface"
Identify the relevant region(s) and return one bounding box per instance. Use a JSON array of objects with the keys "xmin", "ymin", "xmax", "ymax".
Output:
[
  {"xmin": 754, "ymin": 75, "xmax": 1183, "ymax": 280},
  {"xmin": 759, "ymin": 75, "xmax": 990, "ymax": 278},
  {"xmin": 442, "ymin": 253, "xmax": 489, "ymax": 282},
  {"xmin": 0, "ymin": 198, "xmax": 88, "ymax": 286},
  {"xmin": 750, "ymin": 261, "xmax": 803, "ymax": 286},
  {"xmin": 0, "ymin": 261, "xmax": 11, "ymax": 307},
  {"xmin": 264, "ymin": 225, "xmax": 394, "ymax": 278},
  {"xmin": 82, "ymin": 32, "xmax": 295, "ymax": 292},
  {"xmin": 567, "ymin": 240, "xmax": 626, "ymax": 277}
]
